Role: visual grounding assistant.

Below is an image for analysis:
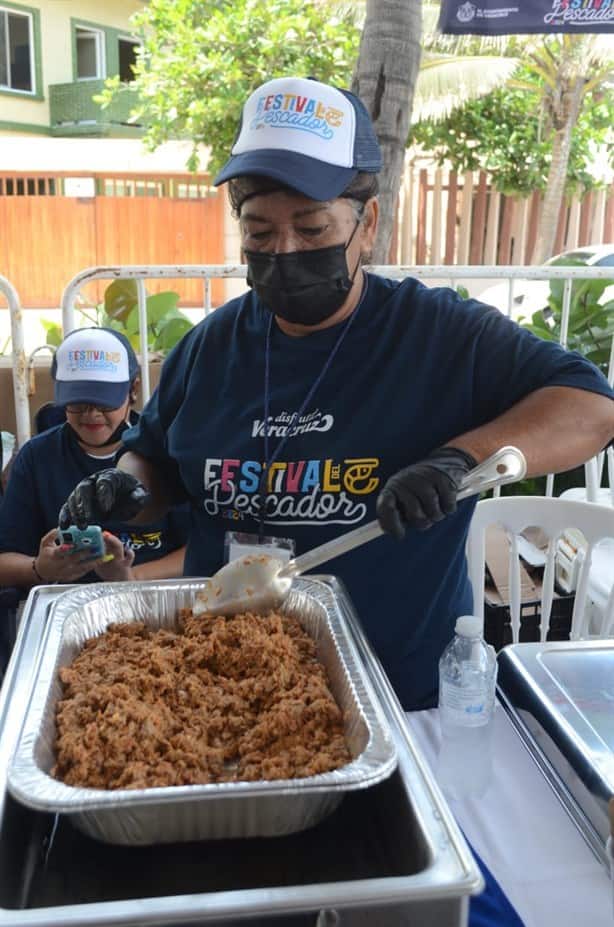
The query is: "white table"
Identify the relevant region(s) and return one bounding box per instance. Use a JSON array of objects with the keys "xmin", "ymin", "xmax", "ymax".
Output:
[{"xmin": 406, "ymin": 706, "xmax": 612, "ymax": 927}]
